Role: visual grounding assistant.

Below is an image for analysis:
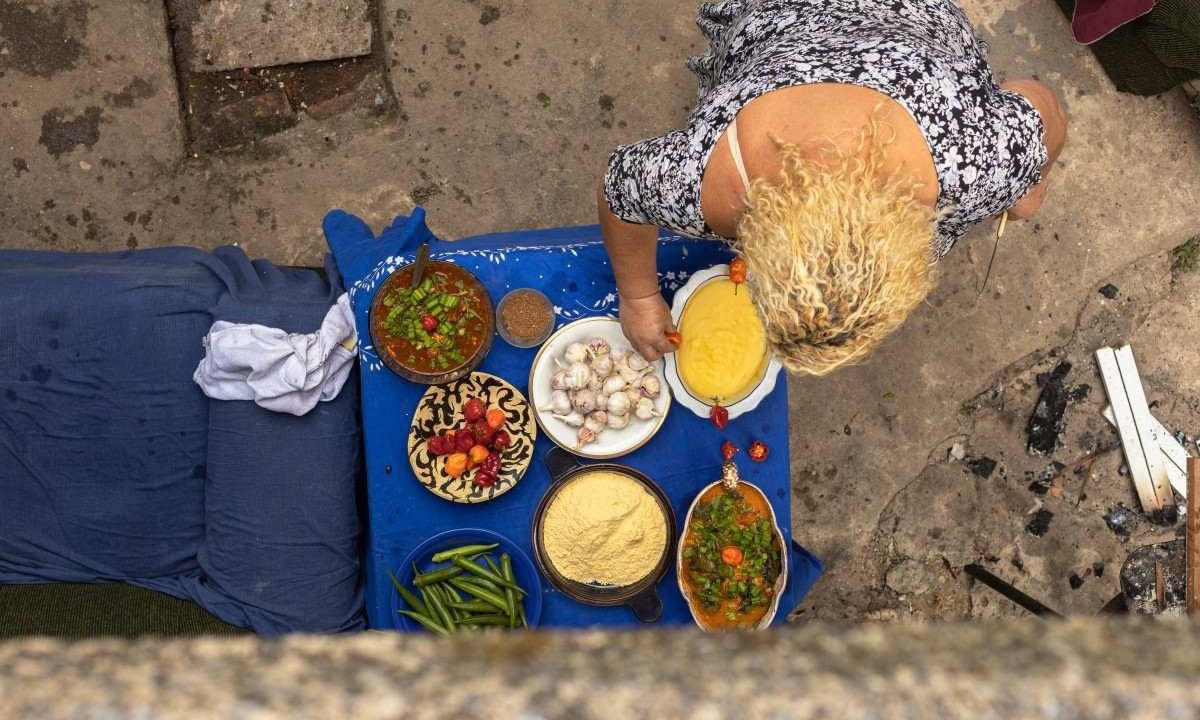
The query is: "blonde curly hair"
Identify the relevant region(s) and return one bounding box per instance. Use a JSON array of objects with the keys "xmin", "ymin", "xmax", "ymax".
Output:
[{"xmin": 733, "ymin": 132, "xmax": 938, "ymax": 376}]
